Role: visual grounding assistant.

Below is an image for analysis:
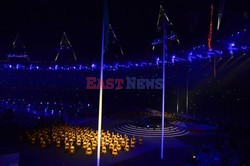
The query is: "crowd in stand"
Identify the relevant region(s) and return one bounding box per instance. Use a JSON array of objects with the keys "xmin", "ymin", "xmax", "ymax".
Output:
[{"xmin": 192, "ymin": 135, "xmax": 250, "ymax": 165}]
